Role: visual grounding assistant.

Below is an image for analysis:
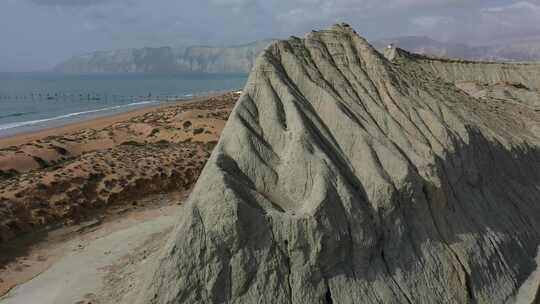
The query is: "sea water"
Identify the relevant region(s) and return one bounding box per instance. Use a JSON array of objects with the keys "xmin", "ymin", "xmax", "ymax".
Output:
[{"xmin": 0, "ymin": 72, "xmax": 248, "ymax": 137}]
